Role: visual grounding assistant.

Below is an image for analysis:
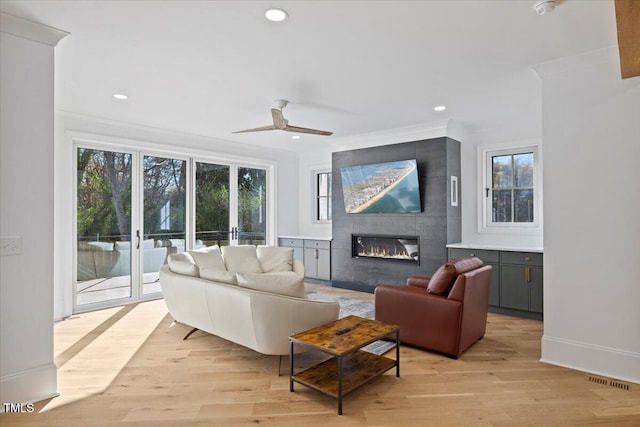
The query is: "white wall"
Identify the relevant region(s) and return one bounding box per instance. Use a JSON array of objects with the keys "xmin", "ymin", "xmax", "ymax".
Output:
[
  {"xmin": 449, "ymin": 114, "xmax": 544, "ymax": 250},
  {"xmin": 297, "ymin": 147, "xmax": 332, "ymax": 238},
  {"xmin": 535, "ymin": 47, "xmax": 640, "ymax": 383},
  {"xmin": 53, "ymin": 113, "xmax": 299, "ymax": 320},
  {"xmin": 0, "ymin": 15, "xmax": 67, "ymax": 405}
]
